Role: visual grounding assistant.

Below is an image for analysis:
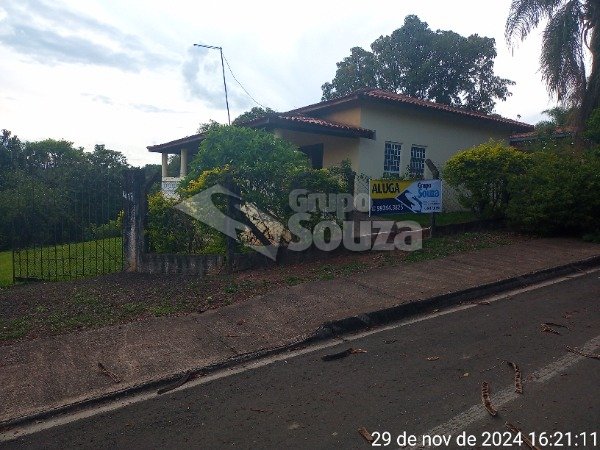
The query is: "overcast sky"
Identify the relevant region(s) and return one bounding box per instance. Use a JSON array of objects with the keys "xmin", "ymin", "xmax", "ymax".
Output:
[{"xmin": 1, "ymin": 0, "xmax": 556, "ymax": 166}]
